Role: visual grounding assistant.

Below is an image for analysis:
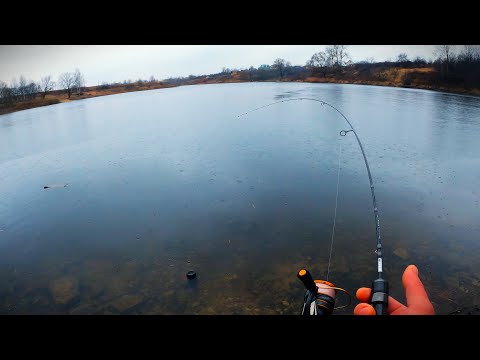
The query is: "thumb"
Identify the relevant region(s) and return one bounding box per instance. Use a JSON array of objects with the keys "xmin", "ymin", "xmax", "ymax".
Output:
[{"xmin": 402, "ymin": 265, "xmax": 435, "ymax": 314}]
